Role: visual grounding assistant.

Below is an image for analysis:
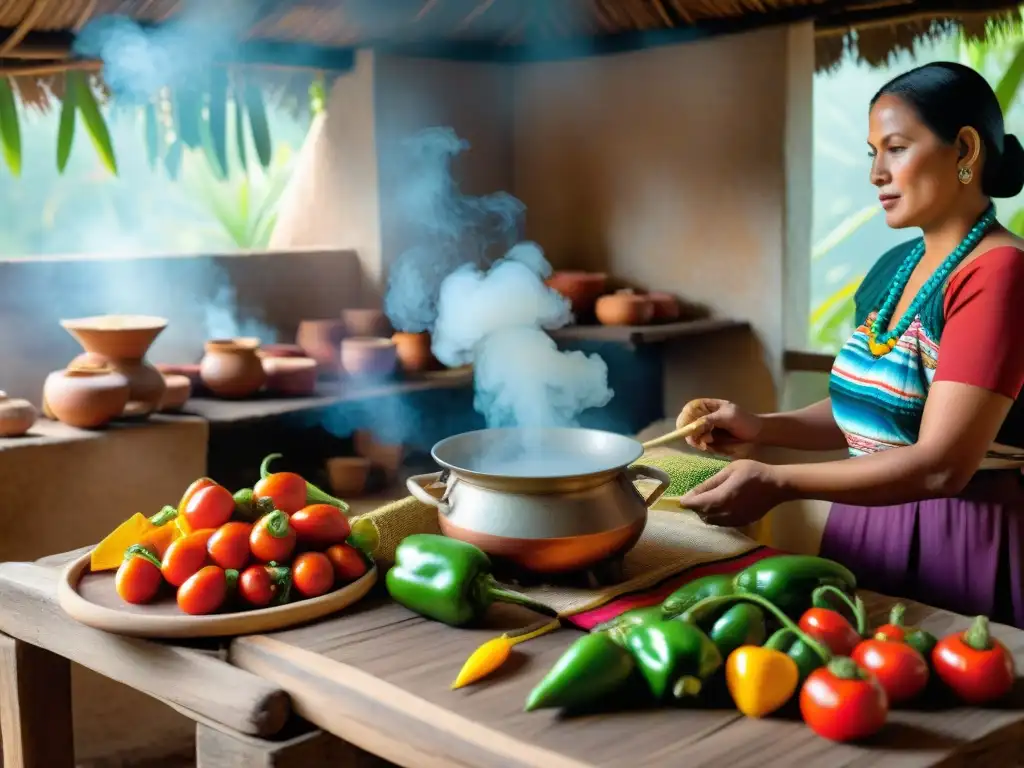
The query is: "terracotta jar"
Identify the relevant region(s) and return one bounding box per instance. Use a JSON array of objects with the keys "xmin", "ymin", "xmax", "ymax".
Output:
[
  {"xmin": 43, "ymin": 362, "xmax": 131, "ymax": 429},
  {"xmin": 595, "ymin": 290, "xmax": 655, "ymax": 326},
  {"xmin": 159, "ymin": 374, "xmax": 192, "ymax": 412},
  {"xmin": 545, "ymin": 271, "xmax": 609, "ymax": 318},
  {"xmin": 0, "ymin": 391, "xmax": 37, "ymax": 437},
  {"xmin": 296, "ymin": 319, "xmax": 346, "ymax": 376},
  {"xmin": 61, "ymin": 315, "xmax": 168, "ymax": 418},
  {"xmin": 340, "ymin": 338, "xmax": 398, "ymax": 380},
  {"xmin": 648, "ymin": 292, "xmax": 681, "ymax": 323},
  {"xmin": 392, "ymin": 332, "xmax": 438, "ymax": 374},
  {"xmin": 342, "ymin": 309, "xmax": 392, "ymax": 338},
  {"xmin": 200, "ymin": 339, "xmax": 267, "ymax": 398},
  {"xmin": 325, "ymin": 456, "xmax": 372, "ymax": 498},
  {"xmin": 263, "ymin": 356, "xmax": 317, "ymax": 397}
]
